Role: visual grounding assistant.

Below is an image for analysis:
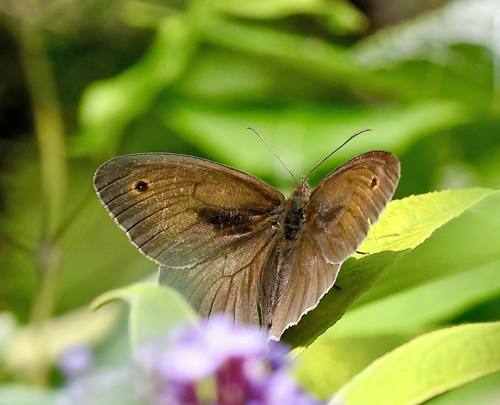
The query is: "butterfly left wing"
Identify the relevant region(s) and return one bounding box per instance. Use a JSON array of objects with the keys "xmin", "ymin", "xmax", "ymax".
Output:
[
  {"xmin": 269, "ymin": 151, "xmax": 400, "ymax": 339},
  {"xmin": 93, "ymin": 153, "xmax": 284, "ymax": 269}
]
